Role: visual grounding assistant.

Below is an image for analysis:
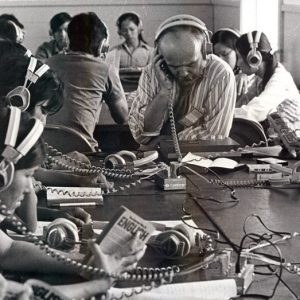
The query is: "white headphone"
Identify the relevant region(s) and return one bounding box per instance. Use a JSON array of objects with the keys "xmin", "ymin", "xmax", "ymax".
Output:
[
  {"xmin": 0, "ymin": 106, "xmax": 44, "ymax": 192},
  {"xmin": 6, "ymin": 56, "xmax": 50, "ymax": 112},
  {"xmin": 247, "ymin": 31, "xmax": 262, "ymax": 68}
]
